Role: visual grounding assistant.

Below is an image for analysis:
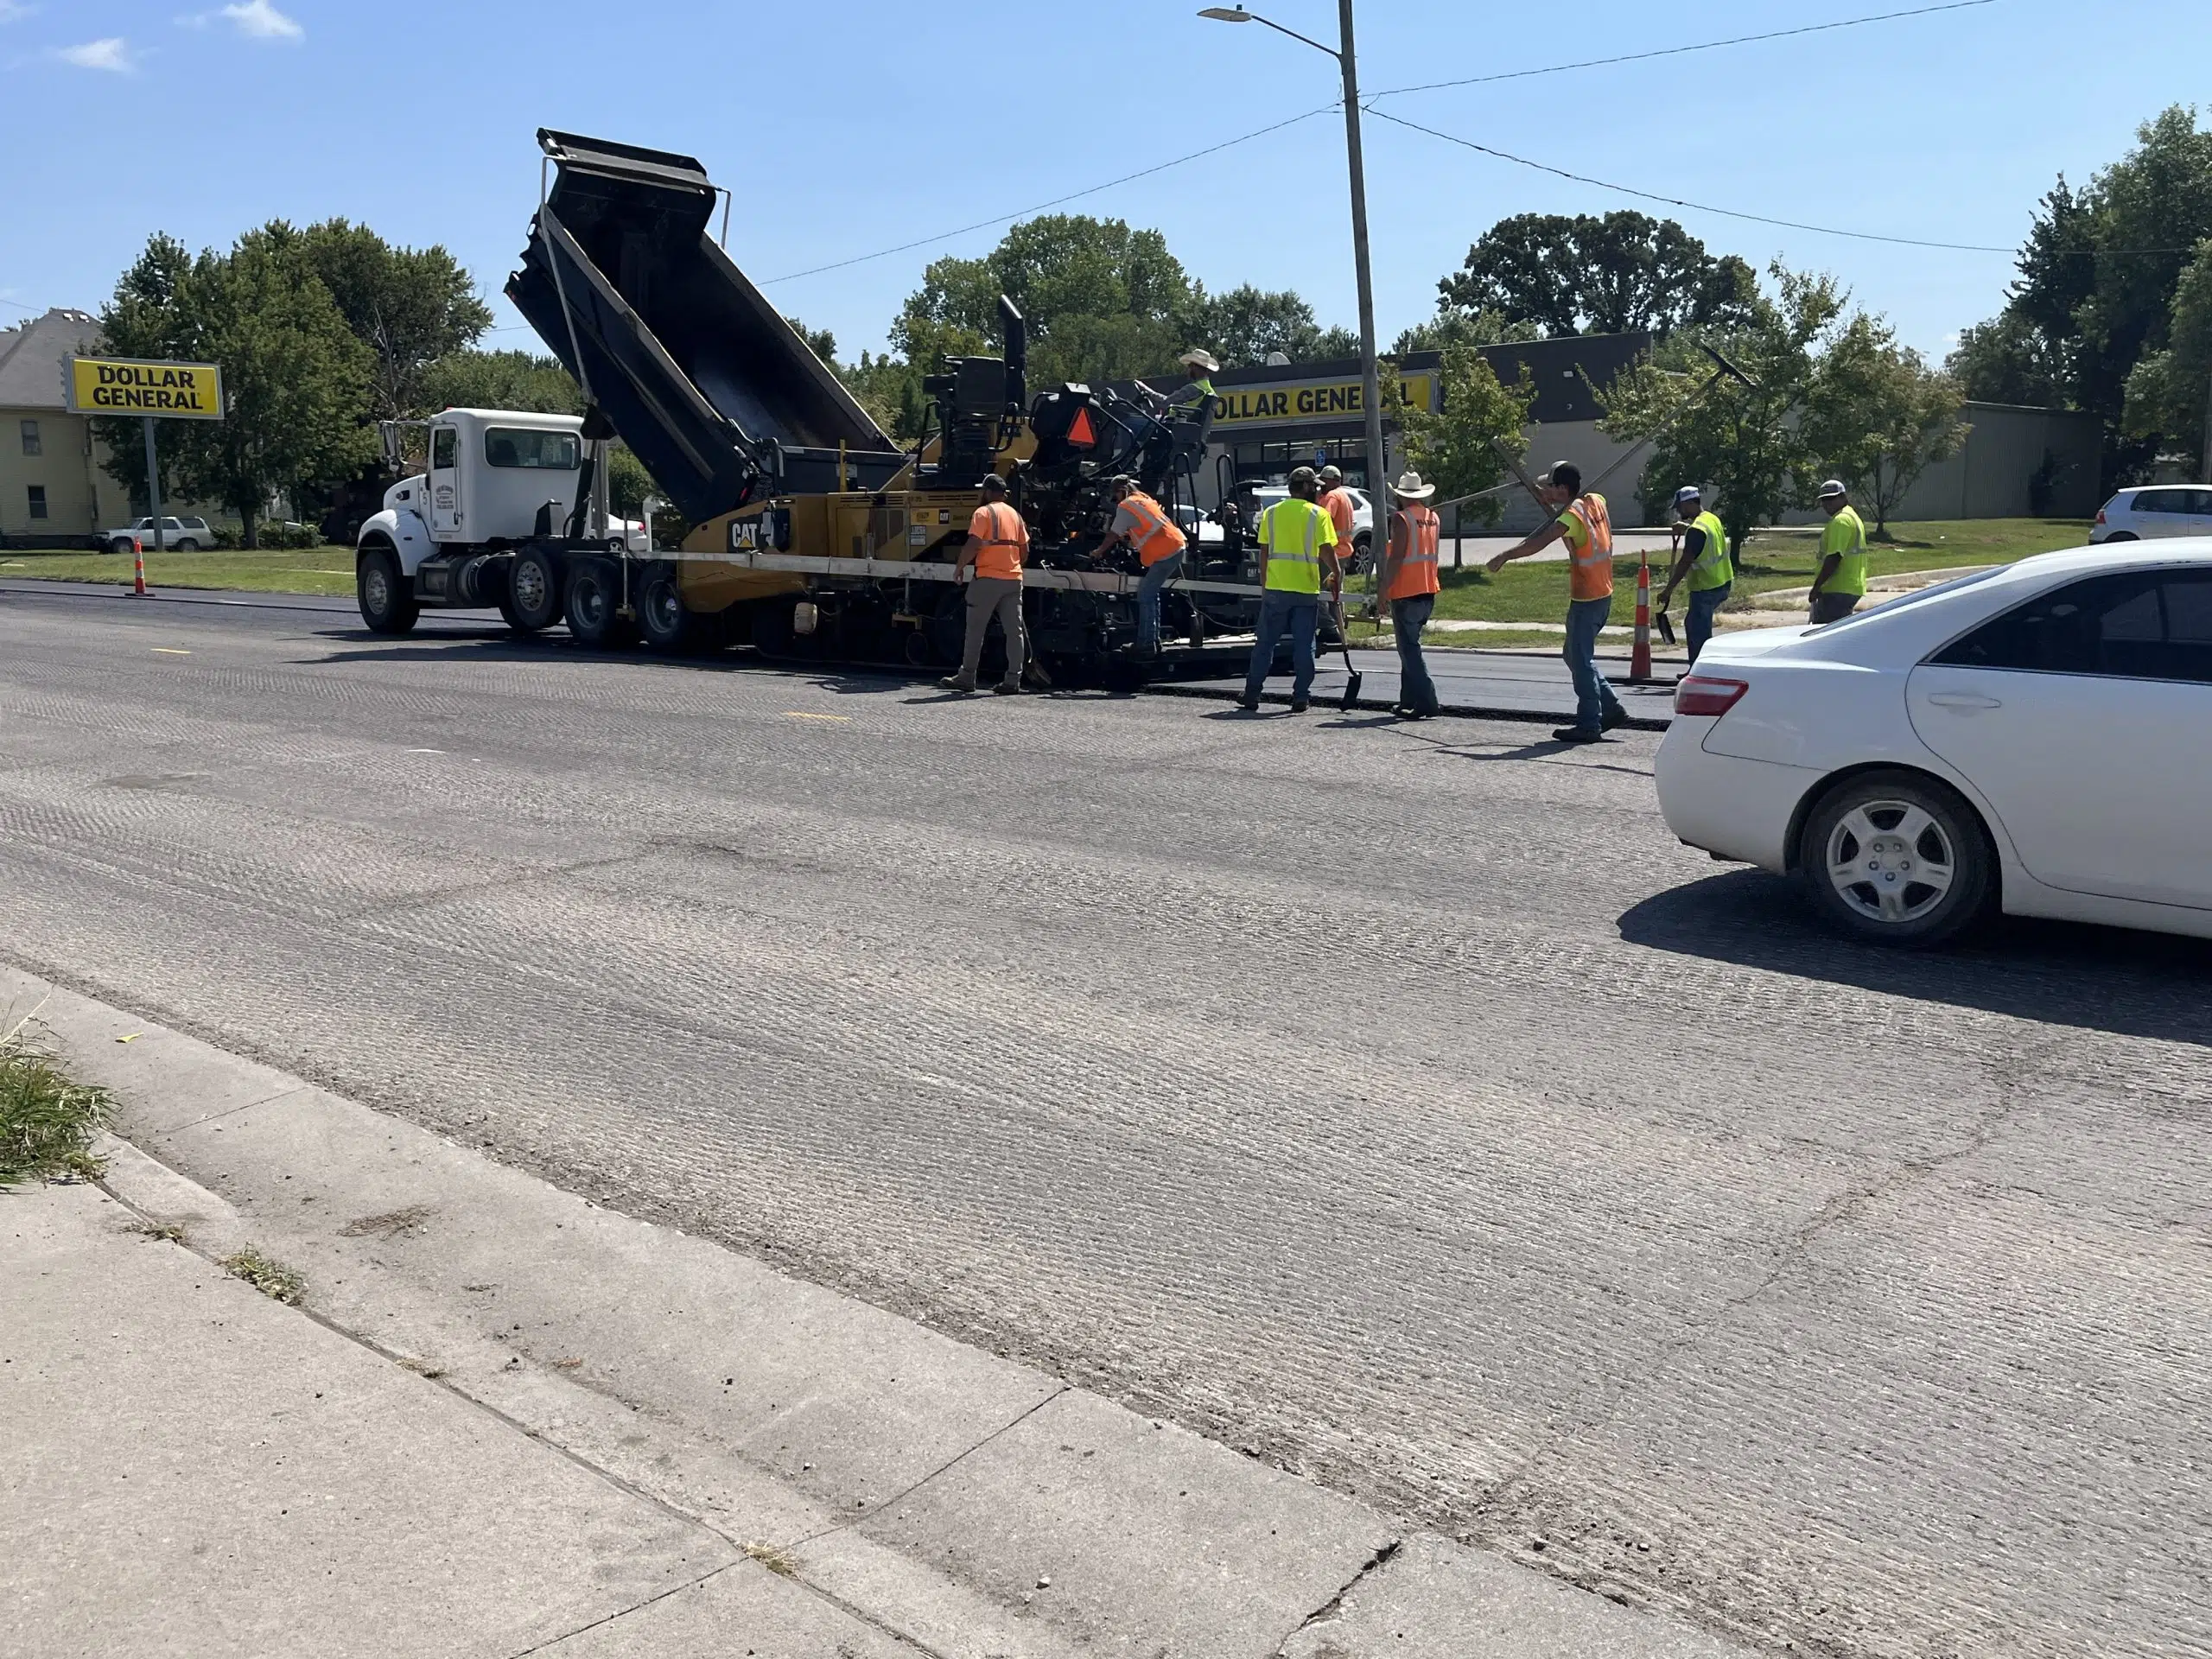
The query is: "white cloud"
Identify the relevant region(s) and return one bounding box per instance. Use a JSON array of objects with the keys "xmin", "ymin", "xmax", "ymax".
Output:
[
  {"xmin": 57, "ymin": 37, "xmax": 134, "ymax": 71},
  {"xmin": 0, "ymin": 3, "xmax": 37, "ymax": 25},
  {"xmin": 219, "ymin": 0, "xmax": 302, "ymax": 40}
]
